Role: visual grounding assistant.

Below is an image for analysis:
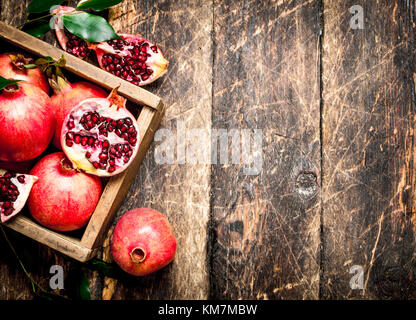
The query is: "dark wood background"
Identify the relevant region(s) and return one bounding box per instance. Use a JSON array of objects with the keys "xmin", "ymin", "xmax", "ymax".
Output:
[{"xmin": 0, "ymin": 0, "xmax": 415, "ymax": 300}]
